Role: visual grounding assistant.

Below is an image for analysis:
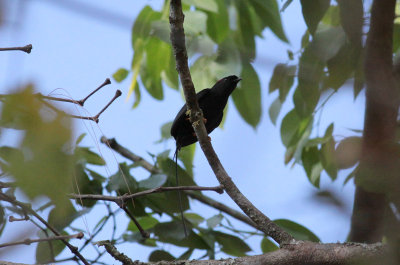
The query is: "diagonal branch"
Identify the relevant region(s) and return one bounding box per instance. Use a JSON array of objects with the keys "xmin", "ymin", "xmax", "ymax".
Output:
[{"xmin": 168, "ymin": 0, "xmax": 294, "ymax": 245}]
